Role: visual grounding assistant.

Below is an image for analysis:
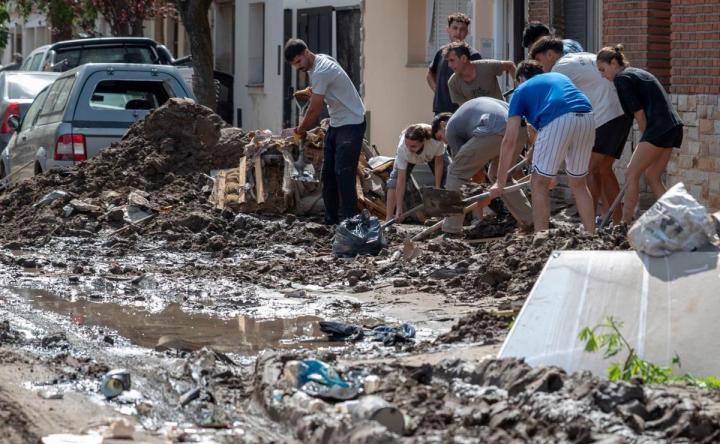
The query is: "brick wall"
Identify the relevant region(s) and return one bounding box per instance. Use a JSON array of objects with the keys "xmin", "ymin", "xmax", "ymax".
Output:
[
  {"xmin": 669, "ymin": 0, "xmax": 720, "ymax": 95},
  {"xmin": 527, "ymin": 0, "xmax": 550, "ymax": 27},
  {"xmin": 603, "ymin": 0, "xmax": 671, "ymax": 88},
  {"xmin": 666, "ymin": 0, "xmax": 720, "ymax": 210}
]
